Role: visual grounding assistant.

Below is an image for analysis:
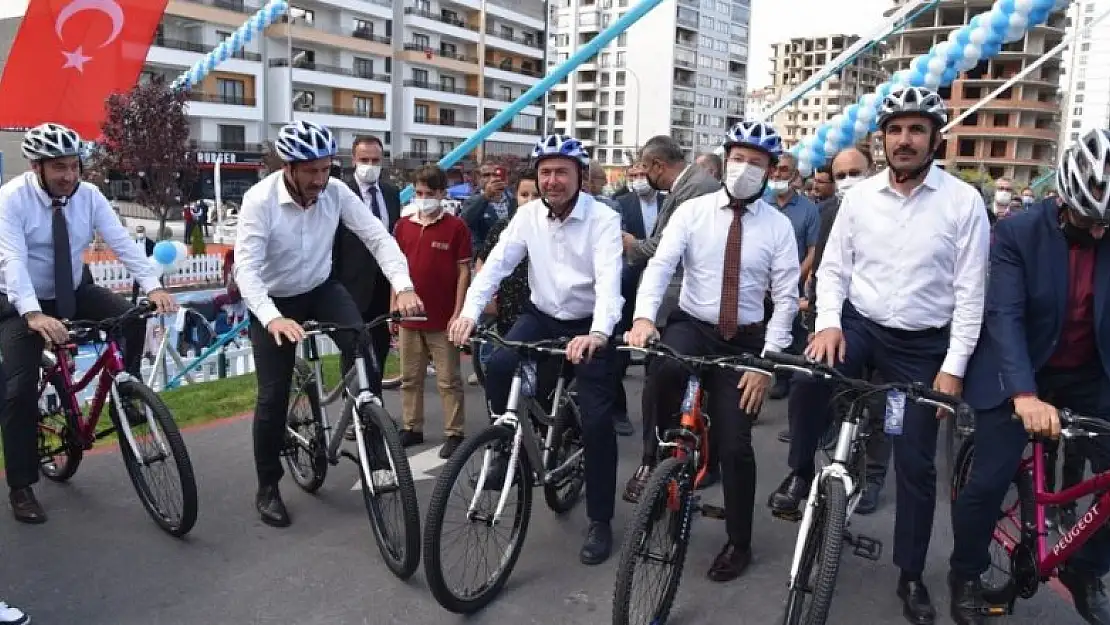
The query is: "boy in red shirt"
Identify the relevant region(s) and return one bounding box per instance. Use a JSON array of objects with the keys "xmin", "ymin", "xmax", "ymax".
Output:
[{"xmin": 393, "ymin": 165, "xmax": 472, "ymax": 459}]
